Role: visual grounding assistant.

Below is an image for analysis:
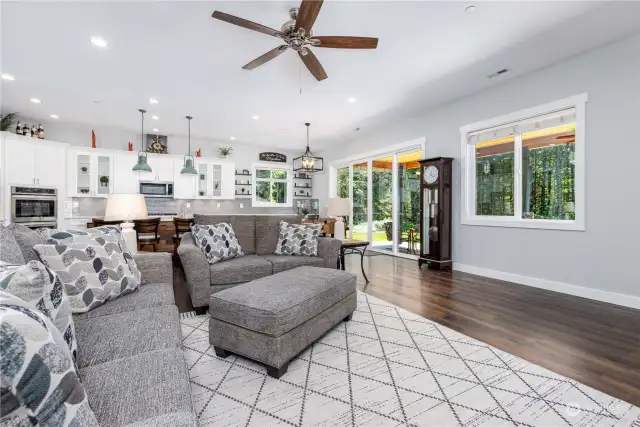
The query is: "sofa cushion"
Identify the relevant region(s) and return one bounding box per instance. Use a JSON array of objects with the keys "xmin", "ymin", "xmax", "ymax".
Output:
[
  {"xmin": 34, "ymin": 236, "xmax": 139, "ymax": 313},
  {"xmin": 261, "ymin": 254, "xmax": 324, "ymax": 274},
  {"xmin": 209, "ymin": 255, "xmax": 273, "ymax": 285},
  {"xmin": 123, "ymin": 412, "xmax": 197, "ymax": 427},
  {"xmin": 0, "ymin": 292, "xmax": 99, "ymax": 426},
  {"xmin": 7, "ymin": 223, "xmax": 47, "ymax": 262},
  {"xmin": 210, "ymin": 266, "xmax": 357, "ymax": 336},
  {"xmin": 0, "ymin": 224, "xmax": 25, "ymax": 264},
  {"xmin": 254, "ymin": 215, "xmax": 301, "ymax": 255},
  {"xmin": 1, "ymin": 261, "xmax": 78, "ymax": 361},
  {"xmin": 190, "ymin": 223, "xmax": 244, "ymax": 265},
  {"xmin": 79, "ymin": 349, "xmax": 193, "ymax": 427},
  {"xmin": 73, "ymin": 282, "xmax": 175, "ymax": 320},
  {"xmin": 274, "ymin": 221, "xmax": 322, "ymax": 256},
  {"xmin": 74, "ymin": 305, "xmax": 181, "ymax": 368},
  {"xmin": 194, "ymin": 214, "xmax": 256, "ymax": 255}
]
